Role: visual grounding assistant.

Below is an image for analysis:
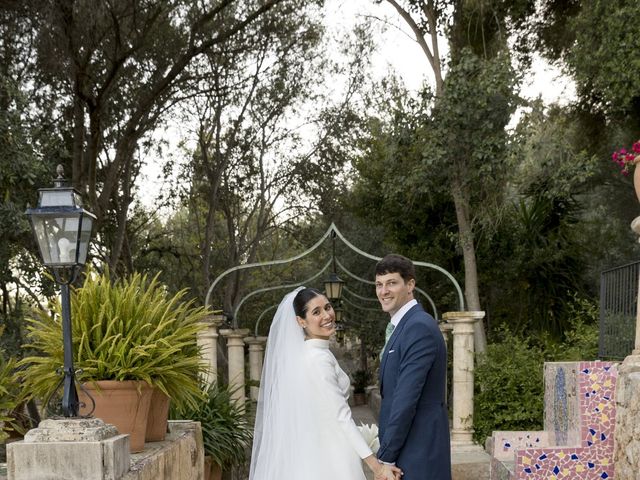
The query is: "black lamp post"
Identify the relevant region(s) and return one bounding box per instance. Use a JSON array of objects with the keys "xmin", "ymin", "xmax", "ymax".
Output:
[
  {"xmin": 25, "ymin": 165, "xmax": 96, "ymax": 417},
  {"xmin": 324, "ymin": 231, "xmax": 345, "ymax": 301}
]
